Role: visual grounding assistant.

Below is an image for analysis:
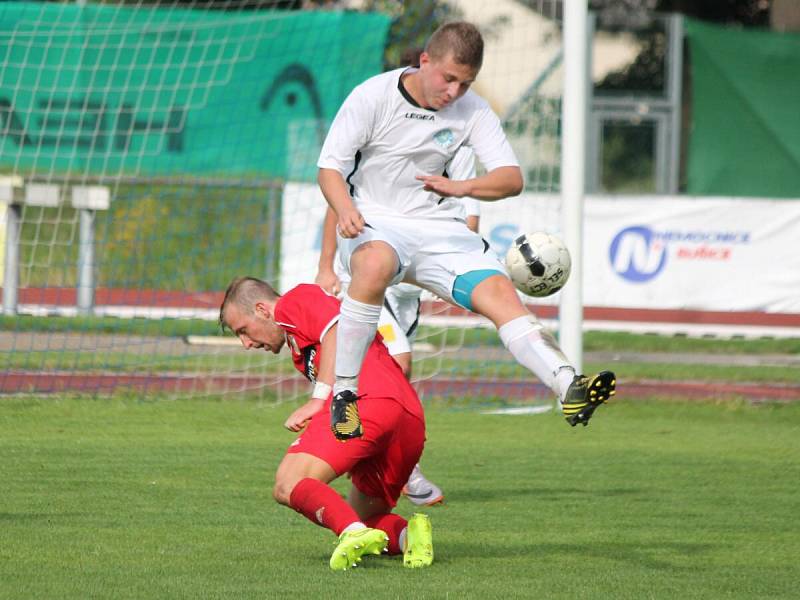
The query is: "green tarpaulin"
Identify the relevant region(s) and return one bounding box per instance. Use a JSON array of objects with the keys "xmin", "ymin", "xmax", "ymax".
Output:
[
  {"xmin": 0, "ymin": 3, "xmax": 390, "ymax": 179},
  {"xmin": 685, "ymin": 18, "xmax": 800, "ymax": 198}
]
